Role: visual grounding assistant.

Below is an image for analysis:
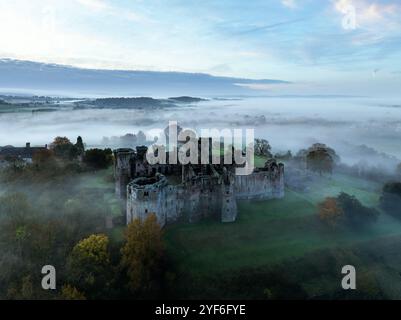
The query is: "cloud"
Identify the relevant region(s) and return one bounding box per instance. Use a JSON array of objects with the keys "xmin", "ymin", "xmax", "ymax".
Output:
[
  {"xmin": 75, "ymin": 0, "xmax": 109, "ymax": 11},
  {"xmin": 281, "ymin": 0, "xmax": 297, "ymax": 9},
  {"xmin": 75, "ymin": 0, "xmax": 149, "ymax": 23},
  {"xmin": 333, "ymin": 0, "xmax": 401, "ymax": 29},
  {"xmin": 0, "ymin": 1, "xmax": 128, "ymax": 69}
]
